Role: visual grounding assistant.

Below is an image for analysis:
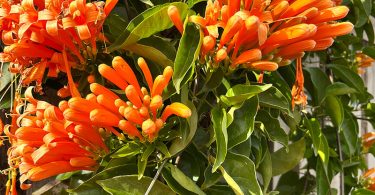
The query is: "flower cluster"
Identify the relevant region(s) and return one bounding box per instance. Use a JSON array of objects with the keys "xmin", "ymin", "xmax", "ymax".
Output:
[
  {"xmin": 362, "ymin": 167, "xmax": 375, "ymax": 191},
  {"xmin": 0, "ymin": 0, "xmax": 117, "ymax": 92},
  {"xmin": 169, "ymin": 0, "xmax": 351, "ymax": 70},
  {"xmin": 356, "ymin": 52, "xmax": 375, "ymax": 74},
  {"xmin": 168, "ymin": 0, "xmax": 353, "ymax": 108},
  {"xmin": 4, "ymin": 87, "xmax": 107, "ymax": 191},
  {"xmin": 63, "ymin": 56, "xmax": 192, "ymax": 142}
]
